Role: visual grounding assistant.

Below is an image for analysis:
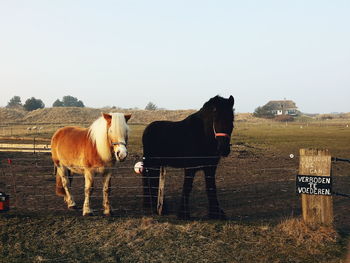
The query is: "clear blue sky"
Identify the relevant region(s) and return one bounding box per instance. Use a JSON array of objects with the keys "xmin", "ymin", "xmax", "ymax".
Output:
[{"xmin": 1, "ymin": 1, "xmax": 349, "ymax": 113}]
